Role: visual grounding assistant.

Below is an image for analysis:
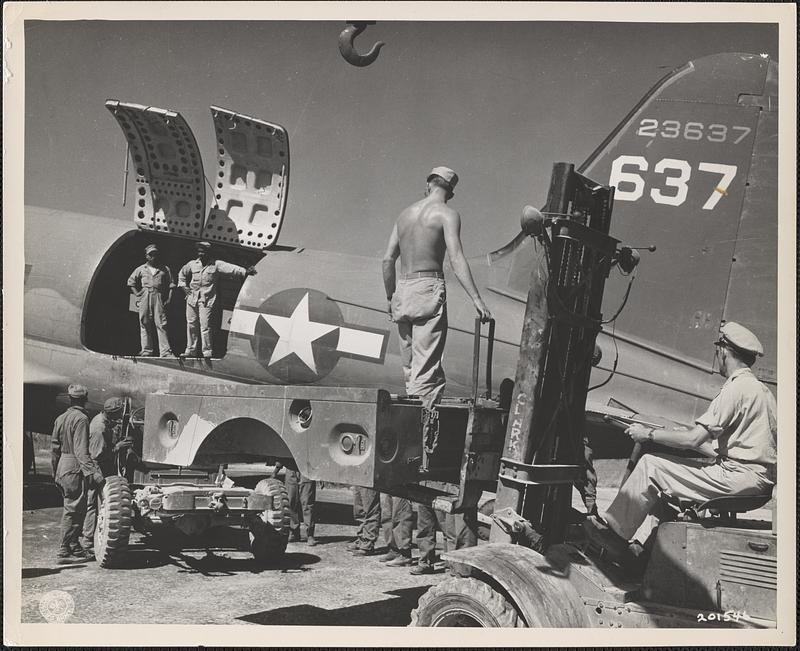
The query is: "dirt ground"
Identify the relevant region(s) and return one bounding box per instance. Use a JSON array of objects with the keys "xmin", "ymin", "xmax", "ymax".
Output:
[
  {"xmin": 21, "ymin": 471, "xmax": 447, "ymax": 626},
  {"xmin": 19, "ymin": 450, "xmax": 772, "ymax": 626}
]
